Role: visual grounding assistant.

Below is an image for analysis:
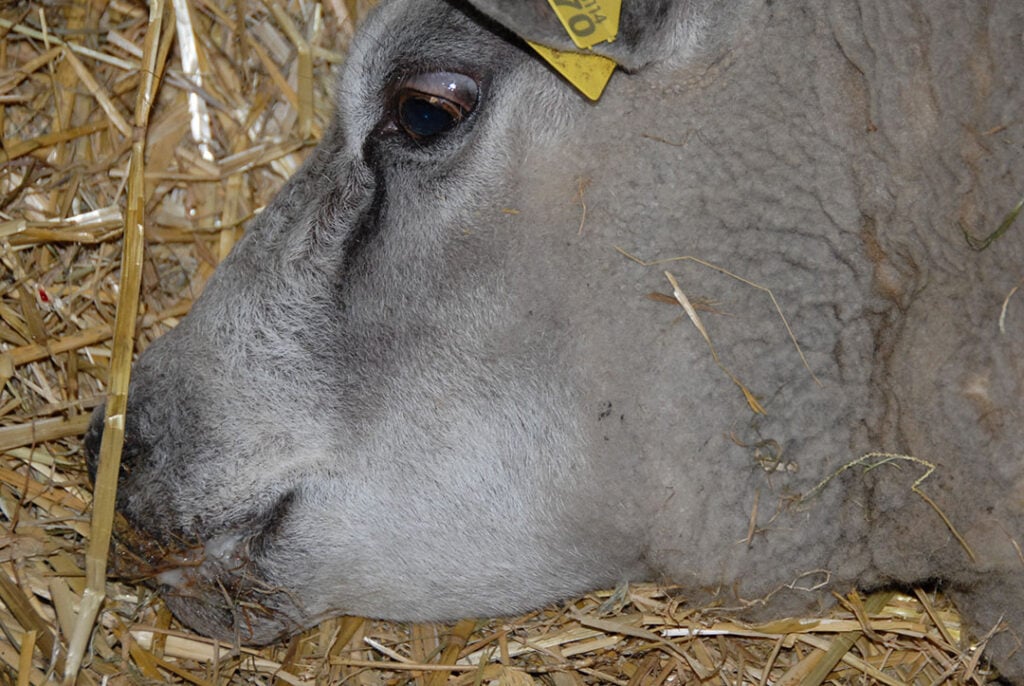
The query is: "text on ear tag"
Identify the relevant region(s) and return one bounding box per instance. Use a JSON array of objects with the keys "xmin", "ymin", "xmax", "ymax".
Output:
[{"xmin": 545, "ymin": 0, "xmax": 621, "ymax": 49}]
